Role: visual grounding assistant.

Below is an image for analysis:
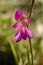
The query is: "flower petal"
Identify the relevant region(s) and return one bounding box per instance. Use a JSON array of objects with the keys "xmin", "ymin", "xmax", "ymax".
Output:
[
  {"xmin": 26, "ymin": 27, "xmax": 32, "ymax": 38},
  {"xmin": 15, "ymin": 10, "xmax": 22, "ymax": 20},
  {"xmin": 22, "ymin": 14, "xmax": 27, "ymax": 19},
  {"xmin": 15, "ymin": 10, "xmax": 27, "ymax": 21},
  {"xmin": 15, "ymin": 31, "xmax": 21, "ymax": 42},
  {"xmin": 25, "ymin": 19, "xmax": 30, "ymax": 25},
  {"xmin": 13, "ymin": 22, "xmax": 22, "ymax": 29},
  {"xmin": 20, "ymin": 26, "xmax": 27, "ymax": 40}
]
